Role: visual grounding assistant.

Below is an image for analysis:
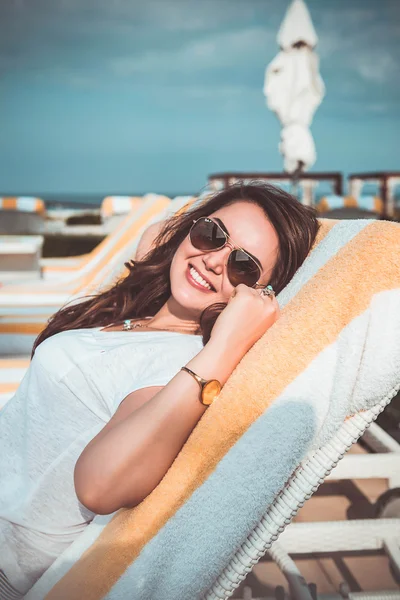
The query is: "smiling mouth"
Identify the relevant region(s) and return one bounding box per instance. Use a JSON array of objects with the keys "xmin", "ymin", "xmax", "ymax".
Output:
[{"xmin": 187, "ymin": 264, "xmax": 216, "ymax": 292}]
